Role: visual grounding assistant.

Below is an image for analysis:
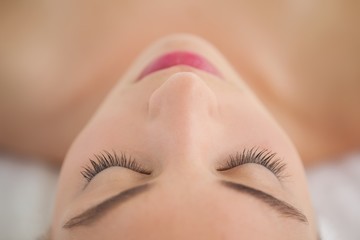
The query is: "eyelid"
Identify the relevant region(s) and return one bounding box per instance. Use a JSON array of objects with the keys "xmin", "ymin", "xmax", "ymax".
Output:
[
  {"xmin": 216, "ymin": 147, "xmax": 287, "ymax": 180},
  {"xmin": 81, "ymin": 148, "xmax": 287, "ymax": 185},
  {"xmin": 81, "ymin": 150, "xmax": 152, "ymax": 183}
]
